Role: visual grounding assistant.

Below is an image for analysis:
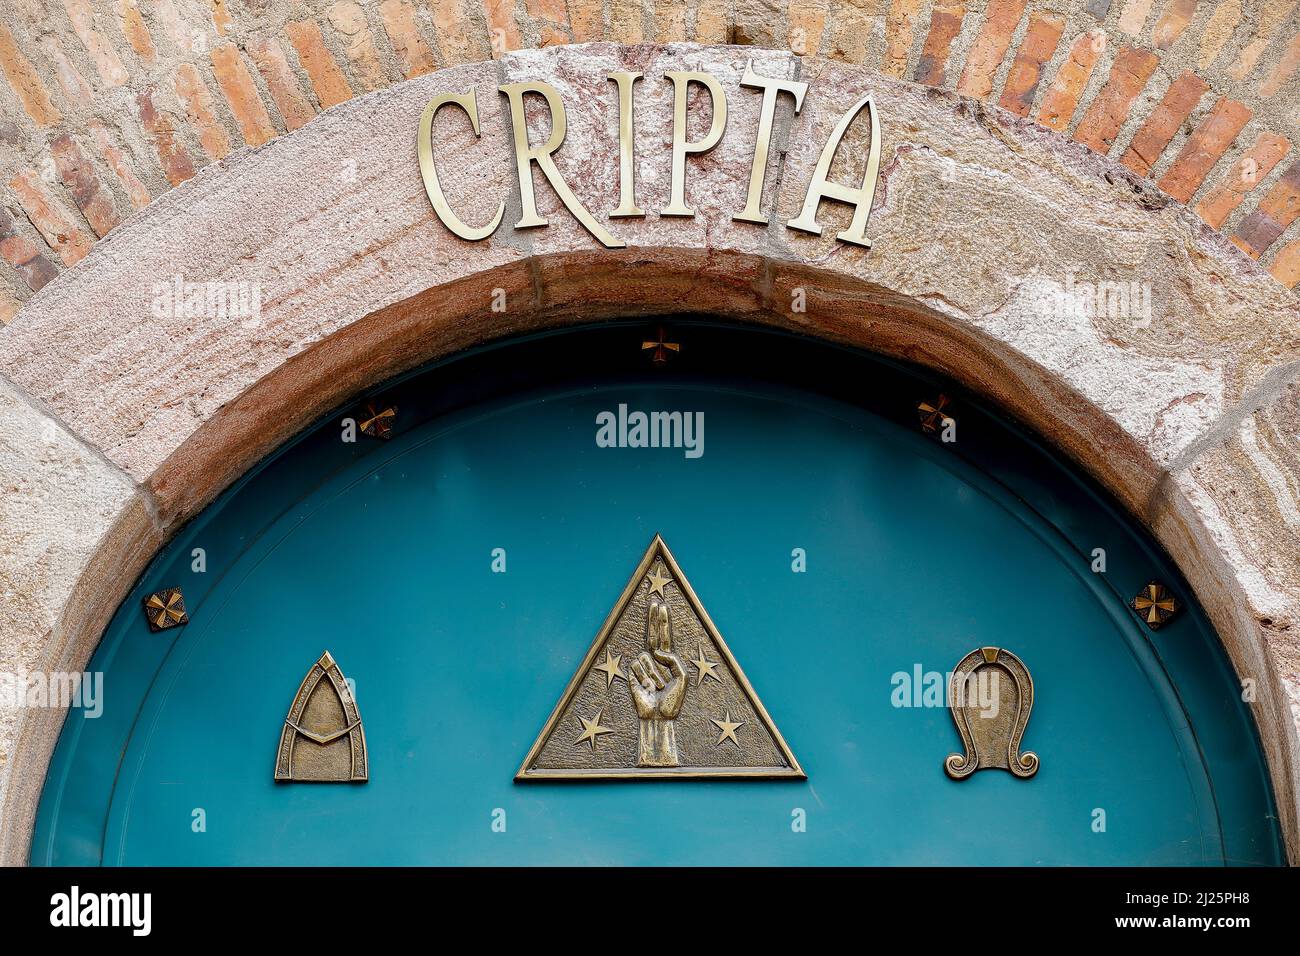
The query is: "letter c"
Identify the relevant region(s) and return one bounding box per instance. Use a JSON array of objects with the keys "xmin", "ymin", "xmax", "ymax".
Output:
[{"xmin": 417, "ymin": 90, "xmax": 505, "ymax": 241}]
